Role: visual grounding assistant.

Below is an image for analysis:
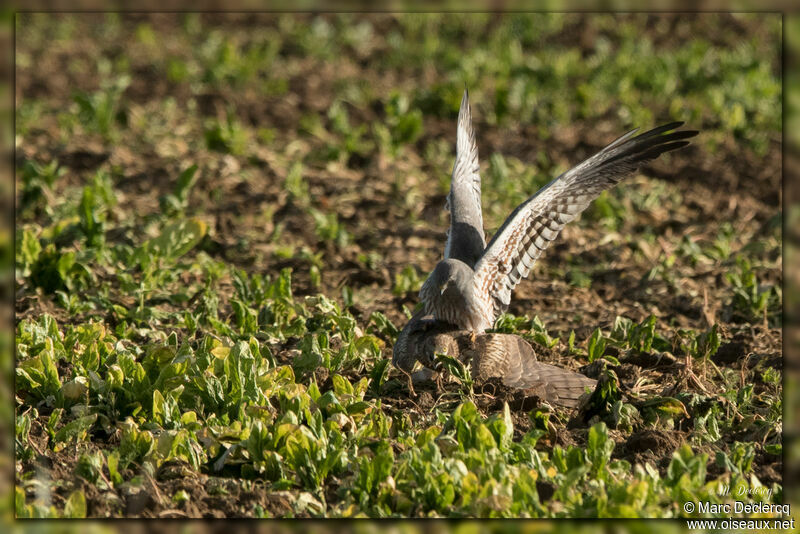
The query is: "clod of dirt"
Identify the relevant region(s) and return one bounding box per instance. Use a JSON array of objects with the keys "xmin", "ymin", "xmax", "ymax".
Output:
[
  {"xmin": 625, "ymin": 429, "xmax": 679, "ymax": 454},
  {"xmin": 551, "ymin": 426, "xmax": 580, "ymax": 448},
  {"xmin": 614, "ymin": 363, "xmax": 641, "ymax": 382},
  {"xmin": 313, "ymin": 366, "xmax": 331, "ymax": 389},
  {"xmin": 59, "ymin": 148, "xmax": 109, "ymax": 170},
  {"xmin": 621, "ymin": 350, "xmax": 678, "ymax": 368},
  {"xmin": 712, "ymin": 340, "xmax": 748, "ymax": 364},
  {"xmin": 536, "ymin": 480, "xmax": 556, "ymax": 502},
  {"xmin": 157, "ymin": 460, "xmax": 193, "ymax": 481},
  {"xmin": 123, "ymin": 486, "xmax": 153, "ymax": 516},
  {"xmin": 752, "ymin": 448, "xmax": 782, "ymax": 487},
  {"xmin": 475, "ymin": 378, "xmax": 544, "ymax": 413},
  {"xmin": 619, "ymin": 429, "xmax": 681, "ymax": 468},
  {"xmin": 417, "ymin": 391, "xmax": 435, "ymax": 410},
  {"xmin": 749, "ymin": 351, "xmax": 782, "ymax": 370},
  {"xmin": 579, "ymin": 360, "xmax": 608, "ymax": 379}
]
